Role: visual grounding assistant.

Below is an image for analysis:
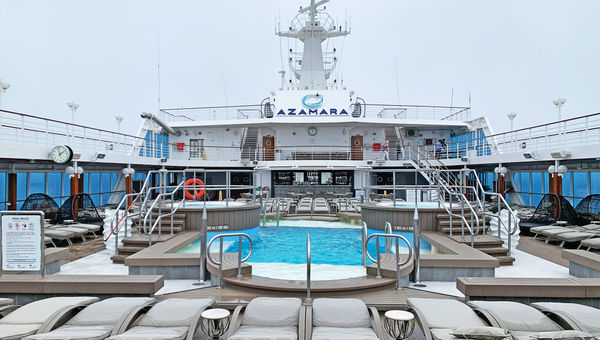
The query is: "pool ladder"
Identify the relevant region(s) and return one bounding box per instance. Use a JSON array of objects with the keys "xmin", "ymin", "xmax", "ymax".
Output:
[
  {"xmin": 207, "ymin": 233, "xmax": 253, "ymax": 289},
  {"xmin": 360, "ymin": 221, "xmax": 394, "ymax": 266}
]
